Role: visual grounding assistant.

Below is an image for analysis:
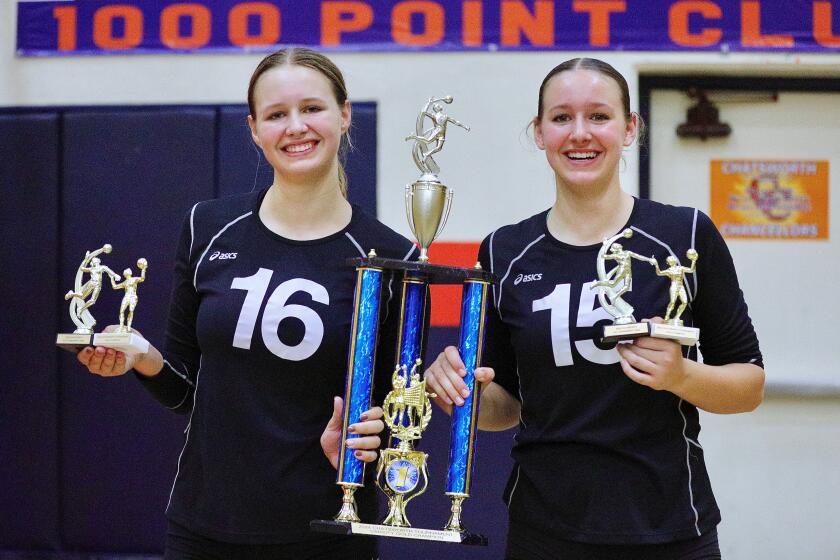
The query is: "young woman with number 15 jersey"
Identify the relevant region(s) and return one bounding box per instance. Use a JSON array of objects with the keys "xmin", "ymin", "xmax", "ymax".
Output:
[
  {"xmin": 77, "ymin": 48, "xmax": 413, "ymax": 559},
  {"xmin": 425, "ymin": 58, "xmax": 764, "ymax": 560}
]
